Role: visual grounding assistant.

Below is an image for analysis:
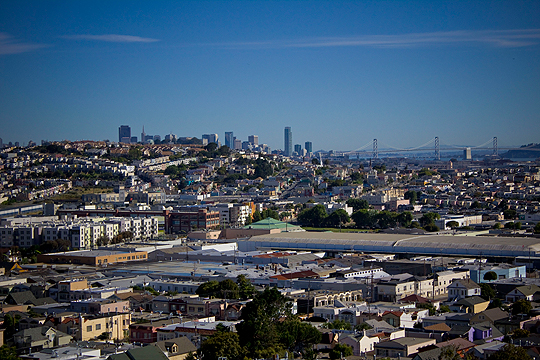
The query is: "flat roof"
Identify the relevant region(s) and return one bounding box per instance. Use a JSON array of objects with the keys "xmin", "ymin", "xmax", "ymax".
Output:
[
  {"xmin": 46, "ymin": 249, "xmax": 145, "ymax": 257},
  {"xmin": 242, "ymin": 232, "xmax": 540, "ymax": 257}
]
